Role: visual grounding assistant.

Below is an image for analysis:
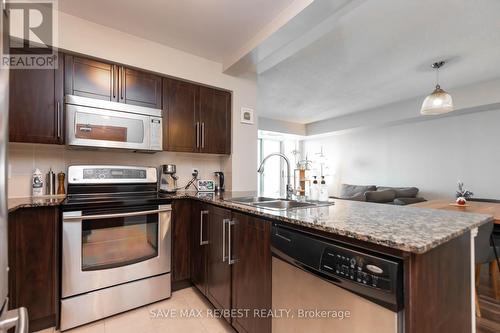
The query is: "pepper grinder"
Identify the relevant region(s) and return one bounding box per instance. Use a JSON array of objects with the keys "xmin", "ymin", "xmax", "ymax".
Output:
[{"xmin": 57, "ymin": 172, "xmax": 66, "ymax": 195}]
